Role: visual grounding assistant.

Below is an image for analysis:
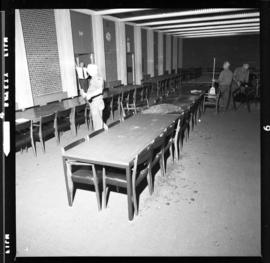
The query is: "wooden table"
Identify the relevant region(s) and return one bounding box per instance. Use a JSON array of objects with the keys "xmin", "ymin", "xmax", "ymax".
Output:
[{"xmin": 62, "ymin": 113, "xmax": 180, "ymax": 220}]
